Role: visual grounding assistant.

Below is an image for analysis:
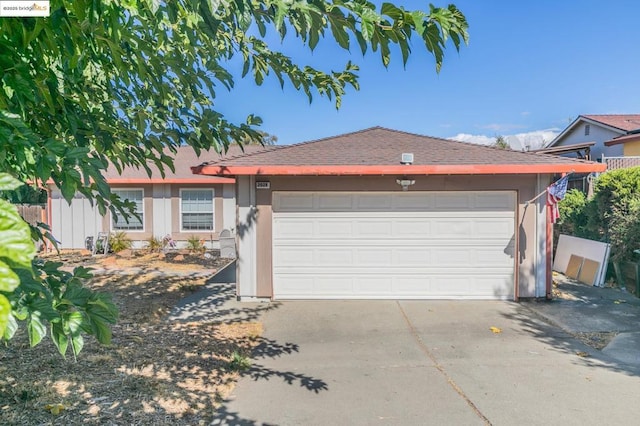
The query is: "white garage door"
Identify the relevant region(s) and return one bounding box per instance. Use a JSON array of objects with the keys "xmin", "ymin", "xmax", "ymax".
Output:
[{"xmin": 272, "ymin": 191, "xmax": 516, "ymax": 300}]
